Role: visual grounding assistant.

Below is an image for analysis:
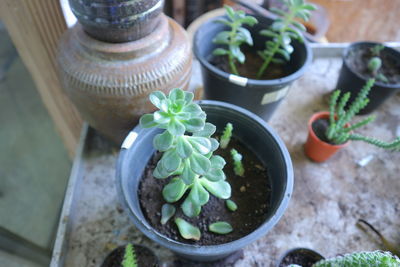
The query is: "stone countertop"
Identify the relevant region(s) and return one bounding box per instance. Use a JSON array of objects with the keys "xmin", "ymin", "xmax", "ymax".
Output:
[{"xmin": 51, "ymin": 57, "xmax": 400, "ymax": 267}]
